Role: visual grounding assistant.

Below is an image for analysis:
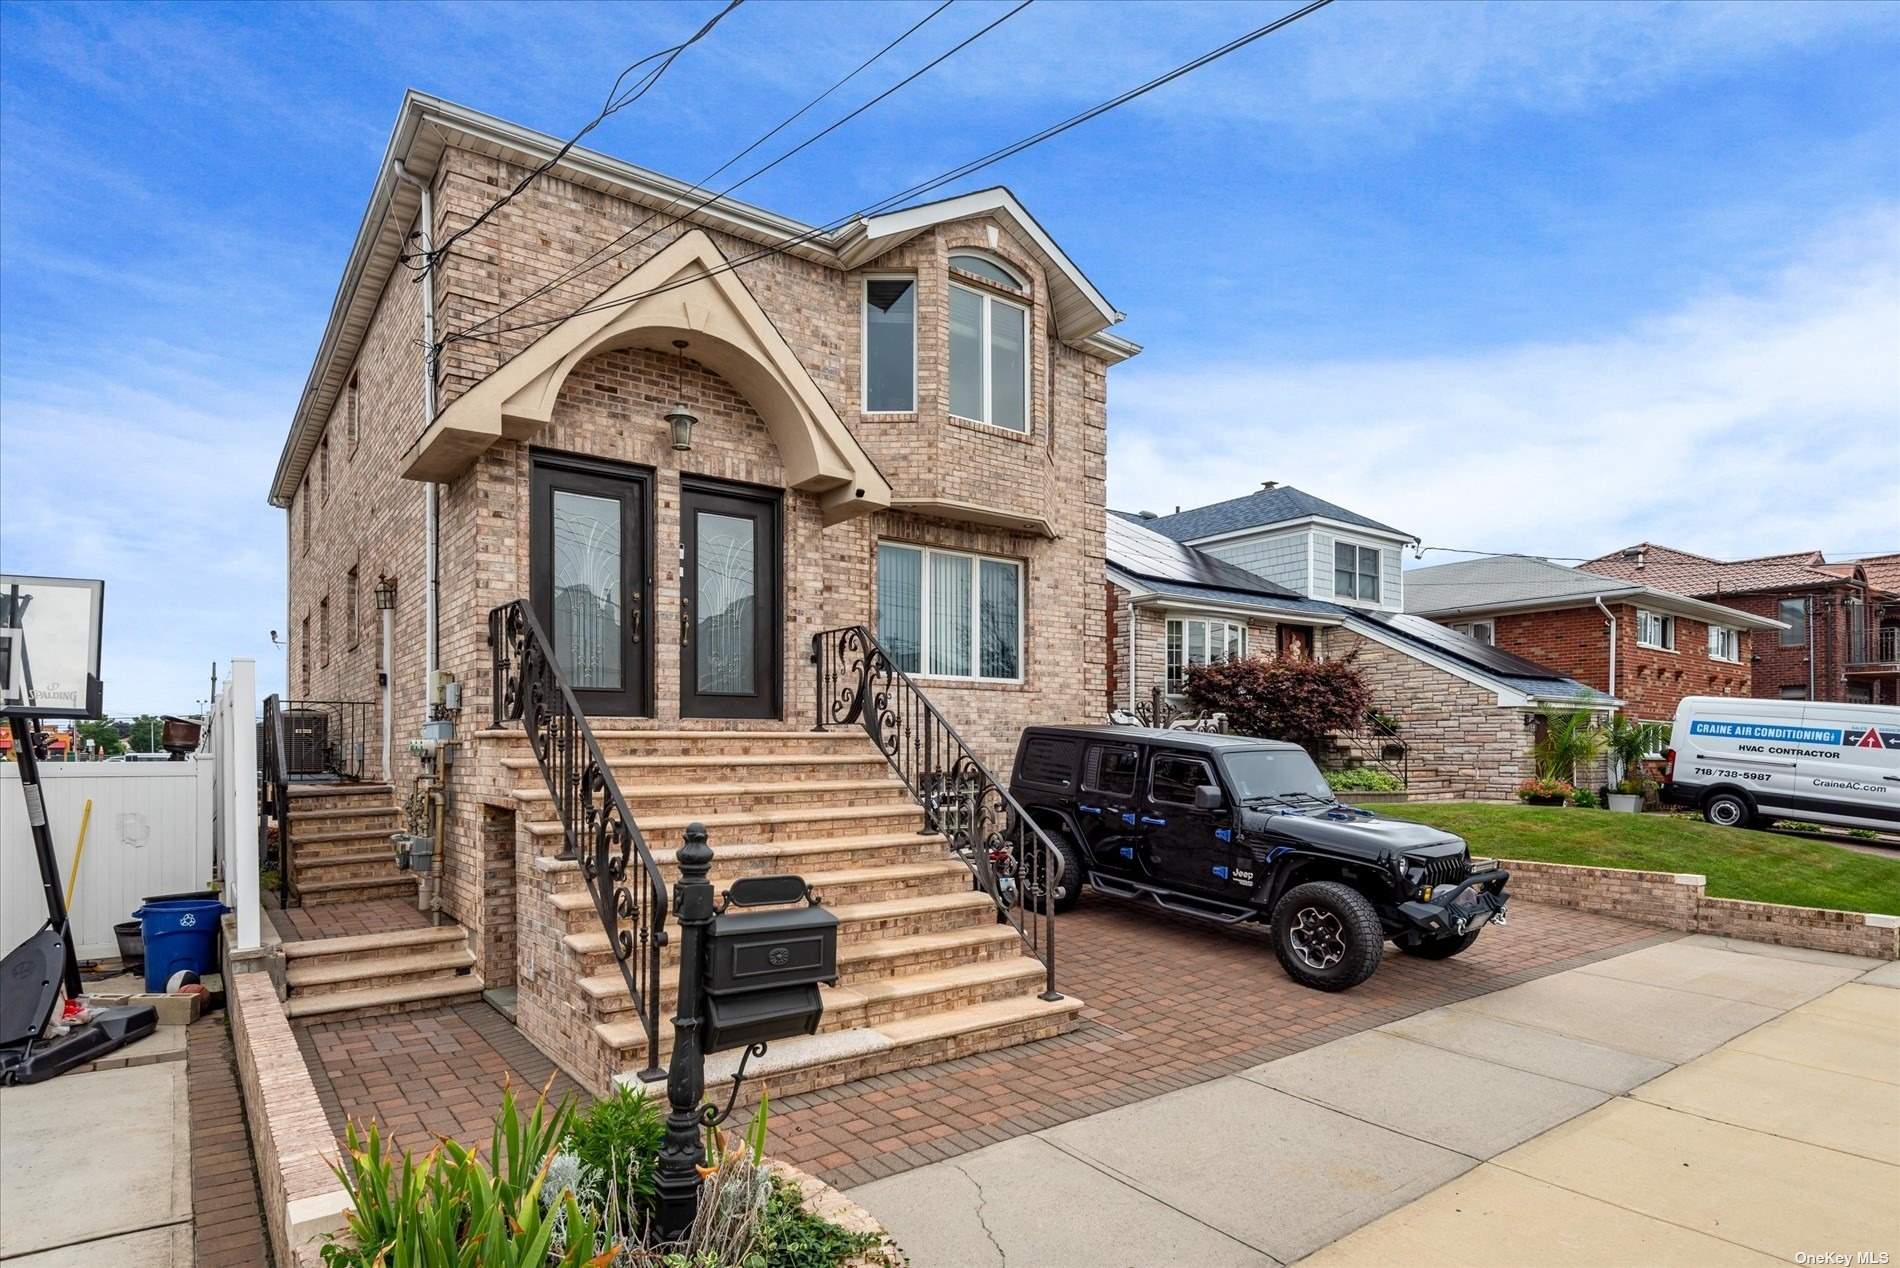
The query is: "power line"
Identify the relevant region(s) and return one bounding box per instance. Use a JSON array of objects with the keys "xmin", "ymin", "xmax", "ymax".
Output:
[
  {"xmin": 440, "ymin": 0, "xmax": 1335, "ymax": 353},
  {"xmin": 405, "ymin": 0, "xmax": 744, "ymax": 273},
  {"xmin": 449, "ymin": 0, "xmax": 965, "ymax": 344}
]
